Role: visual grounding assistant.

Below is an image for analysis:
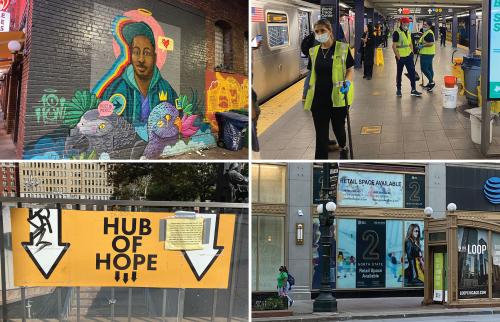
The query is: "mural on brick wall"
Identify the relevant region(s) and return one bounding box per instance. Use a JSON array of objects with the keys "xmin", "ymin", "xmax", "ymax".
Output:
[
  {"xmin": 25, "ymin": 7, "xmax": 247, "ymax": 160},
  {"xmin": 205, "ymin": 72, "xmax": 248, "ymax": 131}
]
